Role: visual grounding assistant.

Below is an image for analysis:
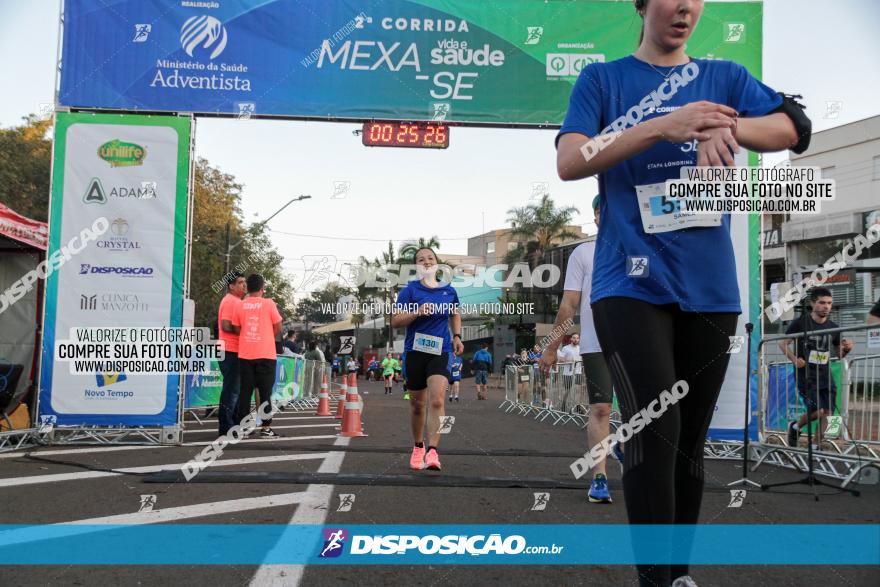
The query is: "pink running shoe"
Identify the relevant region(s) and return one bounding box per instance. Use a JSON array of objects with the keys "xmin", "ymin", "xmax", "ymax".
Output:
[
  {"xmin": 410, "ymin": 446, "xmax": 426, "ymax": 470},
  {"xmin": 425, "ymin": 448, "xmax": 442, "ymax": 471}
]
